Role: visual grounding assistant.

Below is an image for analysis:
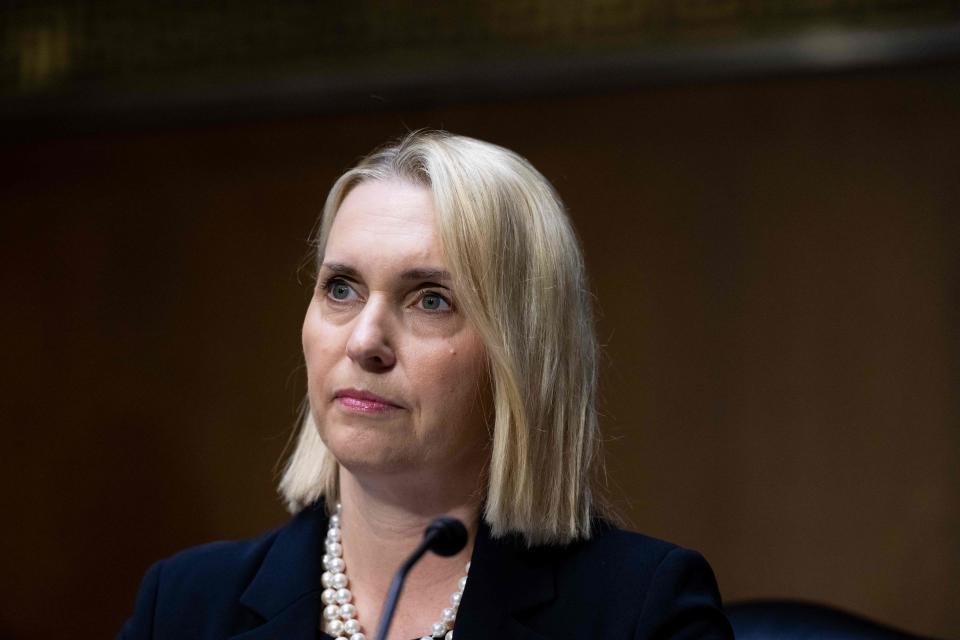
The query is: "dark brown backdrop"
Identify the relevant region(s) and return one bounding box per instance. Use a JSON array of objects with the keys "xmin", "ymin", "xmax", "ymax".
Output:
[{"xmin": 2, "ymin": 65, "xmax": 958, "ymax": 639}]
